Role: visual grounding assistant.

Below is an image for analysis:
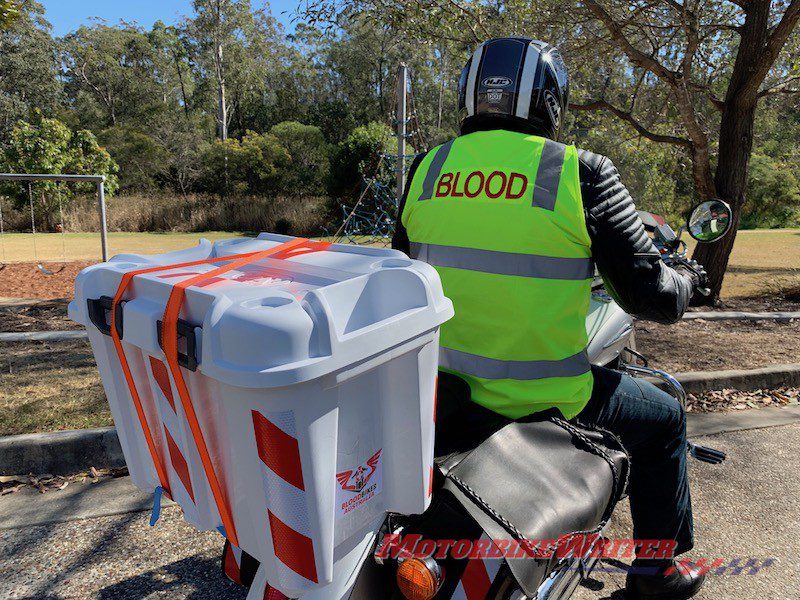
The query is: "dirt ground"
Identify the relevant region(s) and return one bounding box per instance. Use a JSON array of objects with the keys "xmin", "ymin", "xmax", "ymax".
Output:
[
  {"xmin": 0, "ymin": 260, "xmax": 94, "ymax": 300},
  {"xmin": 0, "ymin": 299, "xmax": 81, "ymax": 331},
  {"xmin": 0, "ymin": 231, "xmax": 243, "ymax": 263},
  {"xmin": 635, "ymin": 318, "xmax": 800, "ymax": 372}
]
